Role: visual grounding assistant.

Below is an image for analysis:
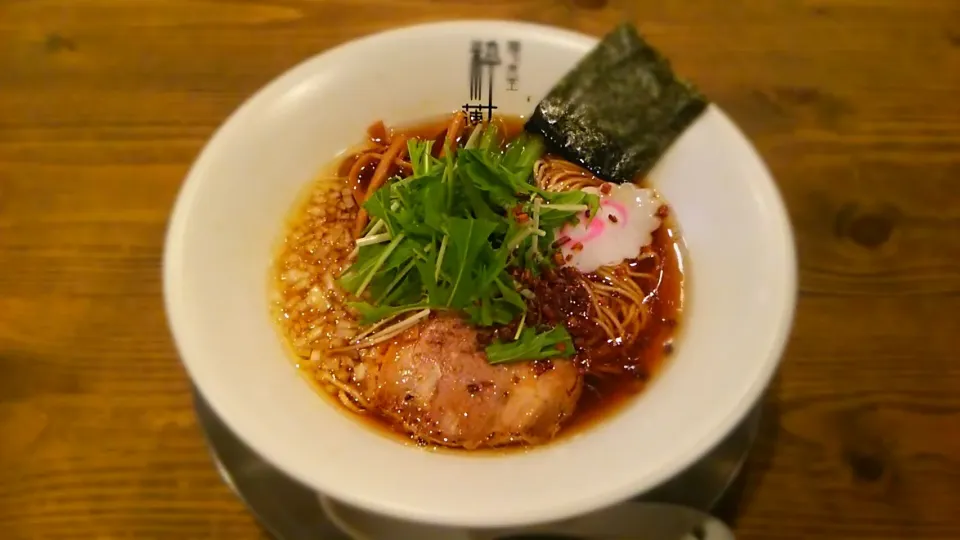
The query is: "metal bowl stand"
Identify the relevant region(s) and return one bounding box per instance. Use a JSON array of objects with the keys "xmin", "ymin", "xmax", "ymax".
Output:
[{"xmin": 194, "ymin": 389, "xmax": 760, "ymax": 540}]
